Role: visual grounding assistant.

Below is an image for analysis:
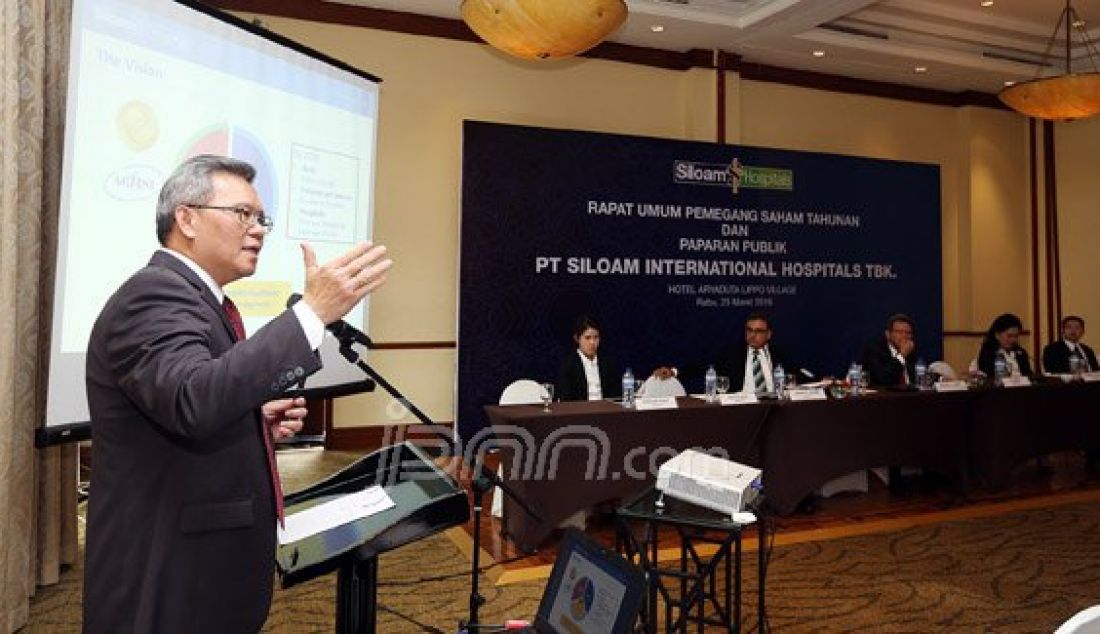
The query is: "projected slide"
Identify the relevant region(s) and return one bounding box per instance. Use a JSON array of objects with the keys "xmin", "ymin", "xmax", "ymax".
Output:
[{"xmin": 46, "ymin": 0, "xmax": 380, "ymax": 426}]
